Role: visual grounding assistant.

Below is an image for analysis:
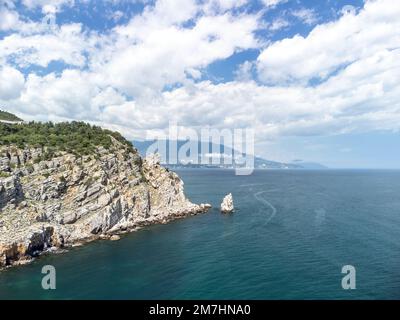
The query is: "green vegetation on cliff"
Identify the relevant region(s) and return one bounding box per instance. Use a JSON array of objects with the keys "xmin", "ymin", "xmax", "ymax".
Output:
[
  {"xmin": 0, "ymin": 110, "xmax": 23, "ymax": 122},
  {"xmin": 0, "ymin": 121, "xmax": 135, "ymax": 156}
]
